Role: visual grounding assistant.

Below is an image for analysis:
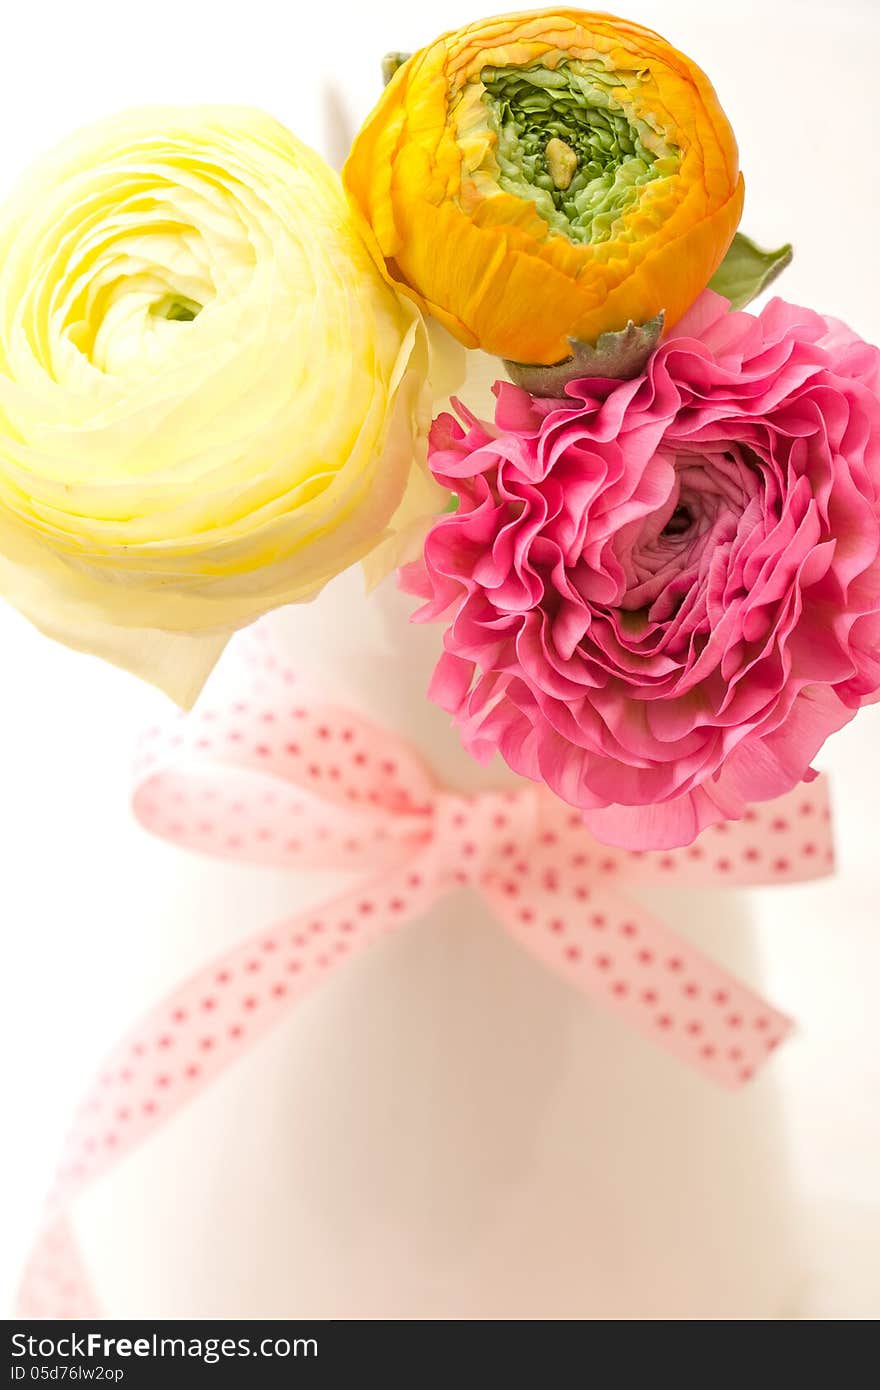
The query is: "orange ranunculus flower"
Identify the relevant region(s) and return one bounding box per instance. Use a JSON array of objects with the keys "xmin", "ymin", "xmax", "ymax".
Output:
[{"xmin": 344, "ymin": 9, "xmax": 744, "ymax": 365}]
